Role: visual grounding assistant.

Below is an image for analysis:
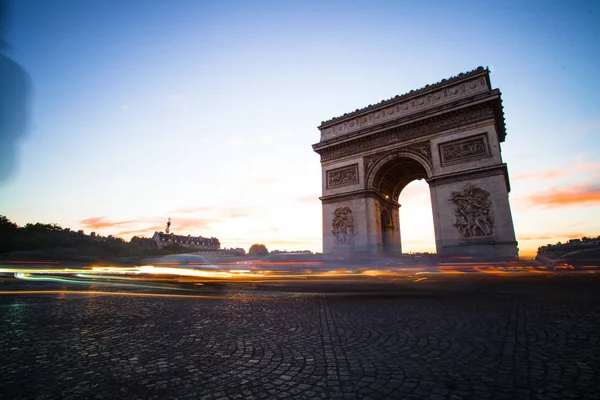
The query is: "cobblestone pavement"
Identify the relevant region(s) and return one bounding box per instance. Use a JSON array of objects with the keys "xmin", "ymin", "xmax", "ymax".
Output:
[{"xmin": 1, "ymin": 275, "xmax": 599, "ymax": 399}]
